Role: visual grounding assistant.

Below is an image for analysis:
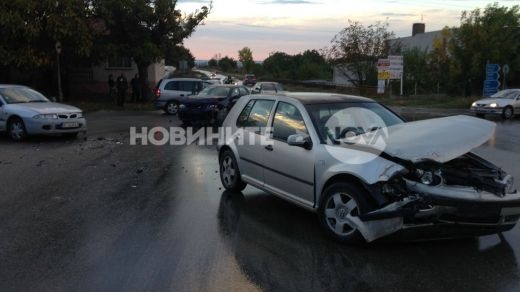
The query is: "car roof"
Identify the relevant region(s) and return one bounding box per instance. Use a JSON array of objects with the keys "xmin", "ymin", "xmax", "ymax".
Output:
[
  {"xmin": 281, "ymin": 92, "xmax": 375, "ymax": 104},
  {"xmin": 161, "ymin": 78, "xmax": 203, "ymax": 82},
  {"xmin": 206, "ymin": 84, "xmax": 244, "ymax": 88},
  {"xmin": 0, "ymin": 84, "xmax": 28, "ymax": 89}
]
